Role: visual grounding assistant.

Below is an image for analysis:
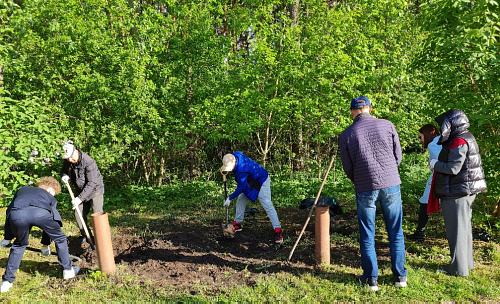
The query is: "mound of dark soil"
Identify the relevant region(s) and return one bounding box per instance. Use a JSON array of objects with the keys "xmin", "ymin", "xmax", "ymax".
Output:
[{"xmin": 70, "ymin": 208, "xmax": 363, "ymax": 292}]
